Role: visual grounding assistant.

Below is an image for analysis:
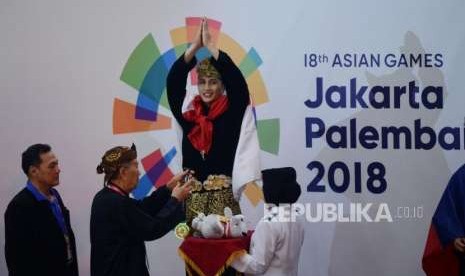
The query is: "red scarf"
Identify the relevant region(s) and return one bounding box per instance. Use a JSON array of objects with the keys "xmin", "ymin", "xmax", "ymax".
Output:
[{"xmin": 182, "ymin": 95, "xmax": 229, "ymax": 156}]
